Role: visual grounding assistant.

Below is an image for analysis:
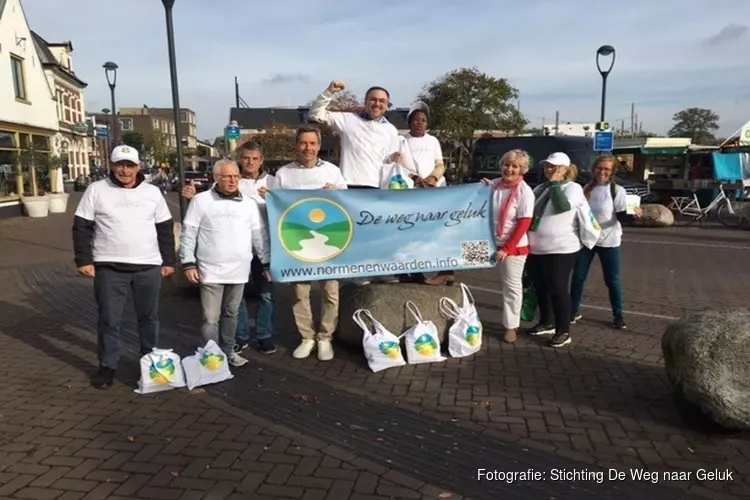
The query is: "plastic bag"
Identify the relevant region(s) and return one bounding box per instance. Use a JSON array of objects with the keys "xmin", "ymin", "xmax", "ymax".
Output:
[
  {"xmin": 521, "ymin": 286, "xmax": 538, "ymax": 322},
  {"xmin": 576, "ymin": 201, "xmax": 602, "ymax": 249},
  {"xmin": 134, "ymin": 348, "xmax": 187, "ymax": 395},
  {"xmin": 402, "ymin": 301, "xmax": 446, "ymax": 365},
  {"xmin": 181, "ymin": 340, "xmax": 234, "ymax": 390},
  {"xmin": 439, "ymin": 283, "xmax": 482, "ymax": 358},
  {"xmin": 380, "ymin": 163, "xmax": 415, "ymax": 190},
  {"xmin": 353, "ymin": 309, "xmax": 406, "ymax": 373}
]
